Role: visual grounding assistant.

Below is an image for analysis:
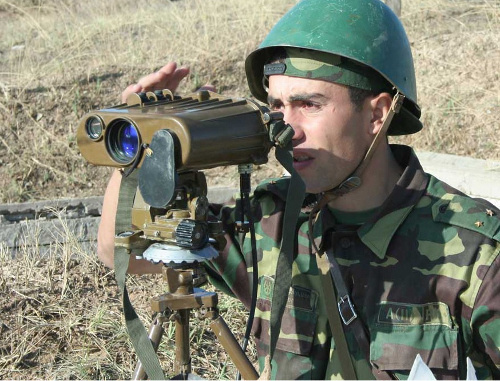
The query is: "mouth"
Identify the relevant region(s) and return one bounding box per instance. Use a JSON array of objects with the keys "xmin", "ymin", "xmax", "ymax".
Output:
[
  {"xmin": 292, "ymin": 151, "xmax": 314, "ymax": 171},
  {"xmin": 293, "ymin": 153, "xmax": 313, "ymax": 162}
]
